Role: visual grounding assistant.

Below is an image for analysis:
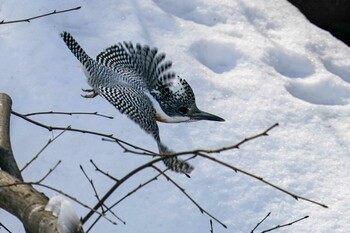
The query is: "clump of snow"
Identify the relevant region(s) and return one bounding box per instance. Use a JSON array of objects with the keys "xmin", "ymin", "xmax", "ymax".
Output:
[{"xmin": 45, "ymin": 196, "xmax": 81, "ymax": 233}]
